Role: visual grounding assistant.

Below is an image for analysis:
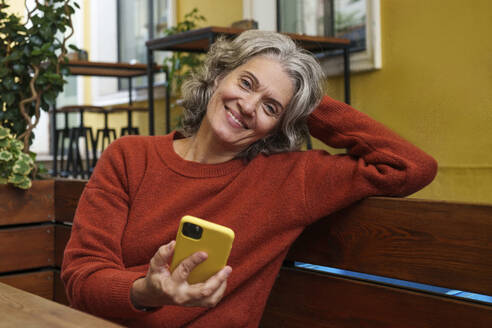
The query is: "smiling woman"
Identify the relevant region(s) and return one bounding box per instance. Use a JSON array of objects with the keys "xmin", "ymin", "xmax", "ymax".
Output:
[
  {"xmin": 180, "ymin": 30, "xmax": 324, "ymax": 160},
  {"xmin": 61, "ymin": 30, "xmax": 437, "ymax": 328},
  {"xmin": 177, "ymin": 56, "xmax": 294, "ymax": 163}
]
